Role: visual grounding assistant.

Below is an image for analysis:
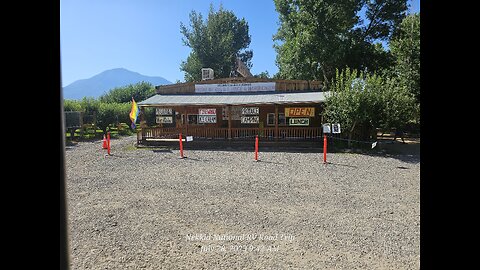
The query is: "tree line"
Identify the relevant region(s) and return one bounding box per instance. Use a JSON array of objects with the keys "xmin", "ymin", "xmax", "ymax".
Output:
[{"xmin": 63, "ymin": 81, "xmax": 157, "ymax": 134}]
